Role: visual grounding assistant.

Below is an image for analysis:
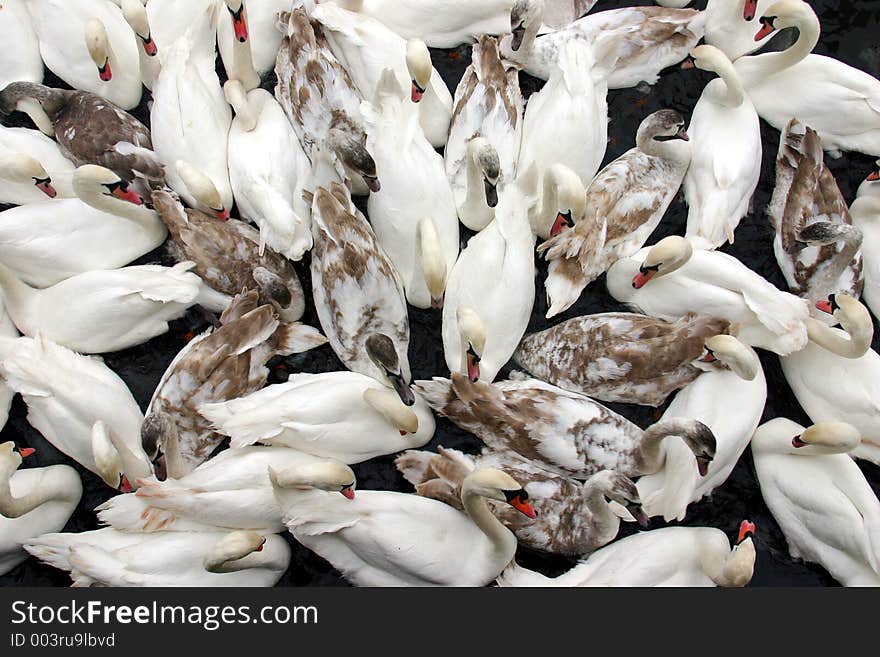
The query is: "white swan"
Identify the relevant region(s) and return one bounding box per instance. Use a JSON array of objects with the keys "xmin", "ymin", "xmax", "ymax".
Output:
[
  {"xmin": 25, "ymin": 0, "xmax": 143, "ymax": 109},
  {"xmin": 361, "ymin": 71, "xmax": 459, "ymax": 309},
  {"xmin": 781, "ymin": 294, "xmax": 880, "ymax": 465},
  {"xmin": 850, "ymin": 162, "xmax": 880, "ymax": 317},
  {"xmin": 0, "ymin": 261, "xmax": 227, "ymax": 354},
  {"xmin": 96, "ymin": 446, "xmax": 344, "ymax": 534},
  {"xmin": 312, "ymin": 3, "xmax": 453, "ymax": 149},
  {"xmin": 442, "ymin": 184, "xmax": 535, "ymax": 383},
  {"xmin": 217, "ymin": 0, "xmax": 291, "ymax": 77},
  {"xmin": 271, "ymin": 458, "xmax": 536, "ymax": 586},
  {"xmin": 606, "ymin": 236, "xmax": 812, "ymax": 355},
  {"xmin": 224, "ymin": 81, "xmax": 314, "ymax": 261},
  {"xmin": 0, "ymin": 443, "xmax": 81, "ymax": 576},
  {"xmin": 497, "ymin": 521, "xmax": 756, "ymax": 587},
  {"xmin": 683, "ymin": 44, "xmax": 762, "ymax": 249},
  {"xmin": 0, "ymin": 300, "xmax": 18, "ymax": 431},
  {"xmin": 445, "ymin": 36, "xmax": 523, "ymax": 232},
  {"xmin": 0, "ymin": 125, "xmax": 76, "ymax": 204},
  {"xmin": 751, "ymin": 417, "xmax": 880, "ymax": 586},
  {"xmin": 516, "ymin": 39, "xmax": 610, "ymax": 237},
  {"xmin": 150, "ymin": 3, "xmax": 233, "ymax": 212},
  {"xmin": 0, "ymin": 0, "xmax": 51, "ymax": 133},
  {"xmin": 24, "ymin": 528, "xmax": 290, "ymax": 587},
  {"xmin": 734, "ymin": 0, "xmax": 880, "ymax": 157},
  {"xmin": 199, "ymin": 371, "xmax": 435, "ymax": 464},
  {"xmin": 501, "ymin": 0, "xmax": 706, "ymax": 89},
  {"xmin": 118, "ymin": 0, "xmax": 160, "ymax": 90},
  {"xmin": 636, "ymin": 344, "xmax": 767, "ymax": 521},
  {"xmin": 0, "ymin": 334, "xmax": 151, "ymax": 490},
  {"xmin": 0, "ymin": 165, "xmax": 166, "ymax": 288}
]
